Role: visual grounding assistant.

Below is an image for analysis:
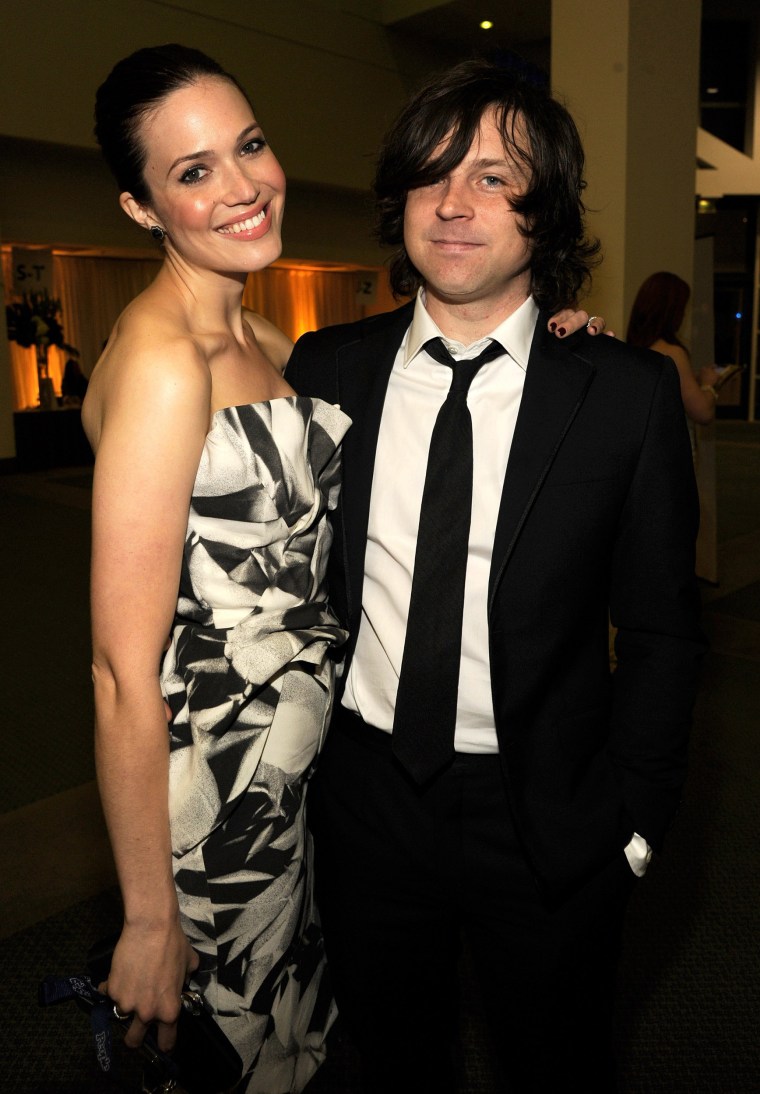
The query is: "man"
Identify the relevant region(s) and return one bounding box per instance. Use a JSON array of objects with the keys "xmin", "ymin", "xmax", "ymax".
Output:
[{"xmin": 287, "ymin": 60, "xmax": 704, "ymax": 1093}]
